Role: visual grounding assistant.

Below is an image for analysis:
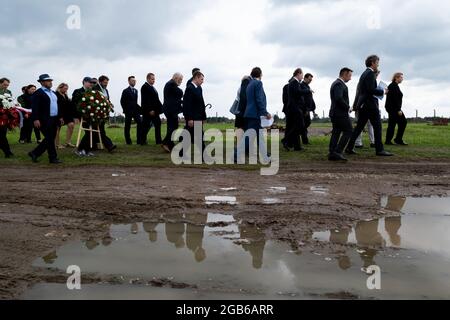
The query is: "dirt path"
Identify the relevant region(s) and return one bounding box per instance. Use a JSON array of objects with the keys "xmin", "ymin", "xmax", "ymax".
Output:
[{"xmin": 1, "ymin": 162, "xmax": 450, "ymax": 299}]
